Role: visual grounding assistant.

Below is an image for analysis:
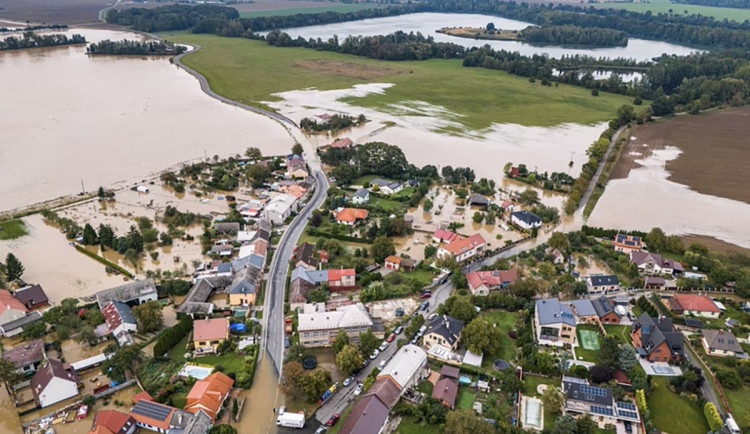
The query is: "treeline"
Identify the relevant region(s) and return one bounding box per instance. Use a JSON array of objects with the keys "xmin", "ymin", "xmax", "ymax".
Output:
[
  {"xmin": 519, "ymin": 25, "xmax": 628, "ymax": 47},
  {"xmin": 86, "ymin": 39, "xmax": 187, "ymax": 55},
  {"xmin": 300, "ymin": 114, "xmax": 365, "ymax": 132},
  {"xmin": 0, "ymin": 32, "xmax": 85, "ymax": 51},
  {"xmin": 105, "ymin": 4, "xmax": 240, "ymax": 32},
  {"xmin": 674, "ymin": 0, "xmax": 750, "ymax": 8},
  {"xmin": 0, "ymin": 24, "xmax": 68, "ymax": 33}
]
